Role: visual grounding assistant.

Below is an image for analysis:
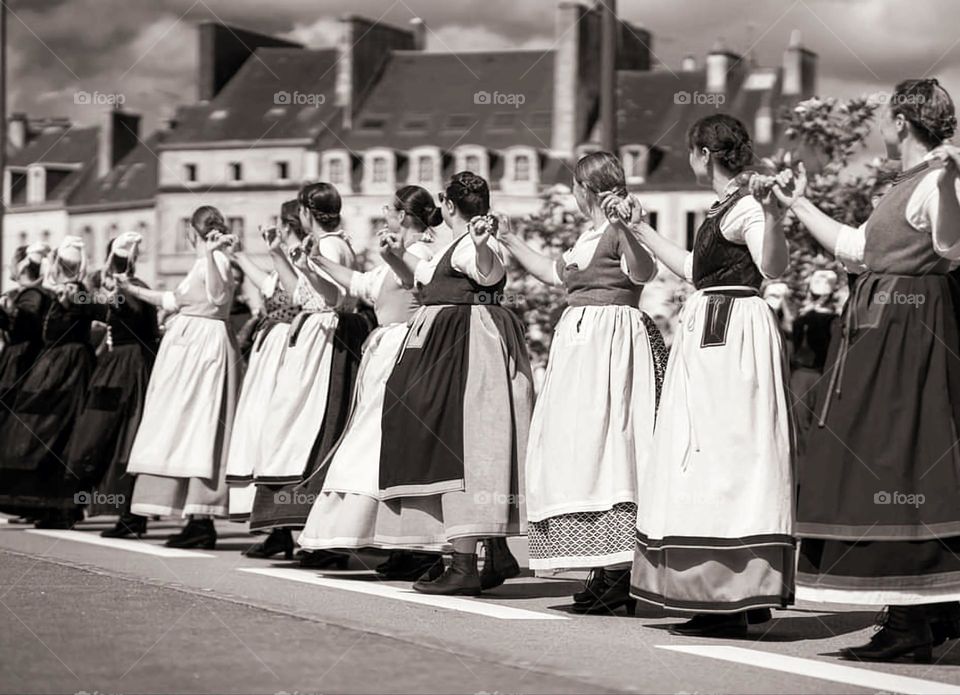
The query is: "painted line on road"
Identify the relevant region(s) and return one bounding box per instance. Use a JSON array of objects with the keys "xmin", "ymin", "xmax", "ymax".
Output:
[
  {"xmin": 26, "ymin": 530, "xmax": 216, "ymax": 558},
  {"xmin": 658, "ymin": 645, "xmax": 960, "ymax": 694},
  {"xmin": 238, "ymin": 567, "xmax": 568, "ymax": 621}
]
